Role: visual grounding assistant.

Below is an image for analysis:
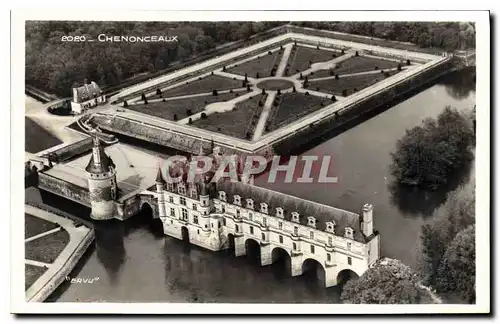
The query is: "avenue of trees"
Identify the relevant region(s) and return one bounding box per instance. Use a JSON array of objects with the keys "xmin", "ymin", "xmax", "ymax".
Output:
[
  {"xmin": 389, "ymin": 106, "xmax": 475, "ymax": 190},
  {"xmin": 294, "ymin": 21, "xmax": 476, "ymax": 51},
  {"xmin": 26, "ymin": 21, "xmax": 281, "ymax": 97}
]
